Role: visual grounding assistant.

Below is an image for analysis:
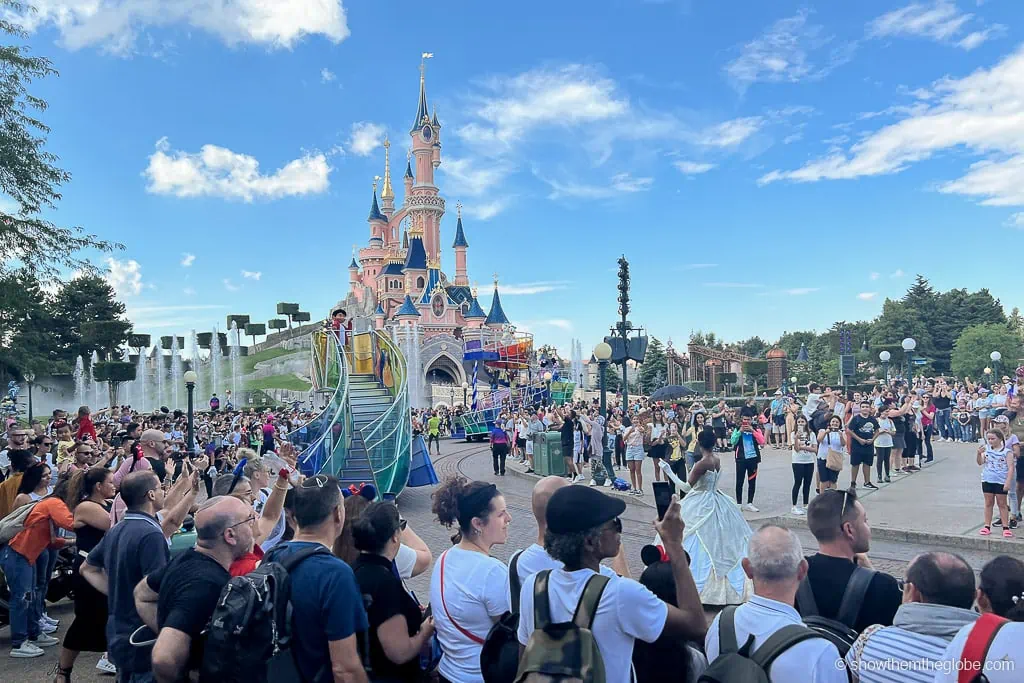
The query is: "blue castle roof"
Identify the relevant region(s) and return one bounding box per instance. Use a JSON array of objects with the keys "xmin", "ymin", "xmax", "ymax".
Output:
[
  {"xmin": 375, "ymin": 301, "xmax": 385, "ymax": 316},
  {"xmin": 486, "ymin": 285, "xmax": 509, "ymax": 325},
  {"xmin": 349, "ymin": 256, "xmax": 359, "ymax": 269},
  {"xmin": 368, "ymin": 189, "xmax": 385, "ymax": 222},
  {"xmin": 465, "ymin": 296, "xmax": 487, "ymax": 319},
  {"xmin": 452, "ymin": 215, "xmax": 469, "ymax": 248},
  {"xmin": 405, "ymin": 159, "xmax": 414, "ymax": 179},
  {"xmin": 396, "ymin": 295, "xmax": 420, "ymax": 317},
  {"xmin": 404, "ymin": 233, "xmax": 427, "ymax": 270}
]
